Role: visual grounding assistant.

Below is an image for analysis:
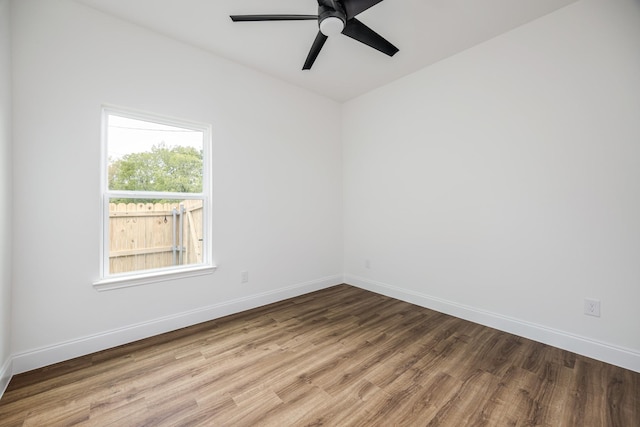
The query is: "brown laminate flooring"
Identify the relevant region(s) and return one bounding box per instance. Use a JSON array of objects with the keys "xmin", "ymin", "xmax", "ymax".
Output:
[{"xmin": 1, "ymin": 284, "xmax": 638, "ymax": 426}]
